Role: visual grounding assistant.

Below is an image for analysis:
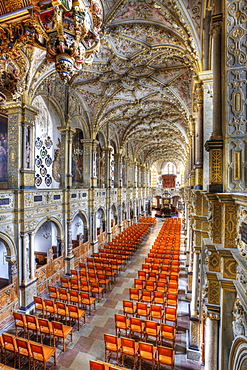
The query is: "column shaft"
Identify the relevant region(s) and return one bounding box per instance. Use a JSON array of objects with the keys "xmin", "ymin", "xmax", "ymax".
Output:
[{"xmin": 191, "ymin": 251, "xmax": 199, "ymax": 316}]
